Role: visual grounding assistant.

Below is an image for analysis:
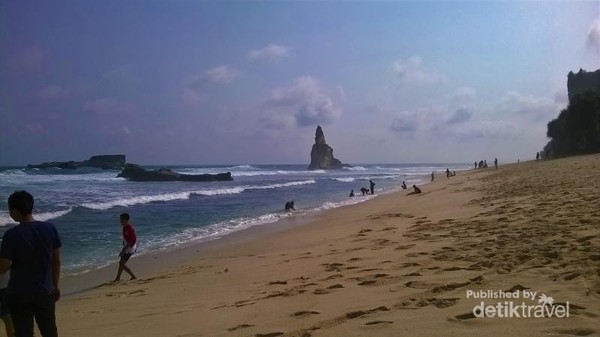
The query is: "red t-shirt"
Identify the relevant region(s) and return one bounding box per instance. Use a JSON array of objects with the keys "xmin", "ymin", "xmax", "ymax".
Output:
[{"xmin": 123, "ymin": 223, "xmax": 137, "ymax": 247}]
